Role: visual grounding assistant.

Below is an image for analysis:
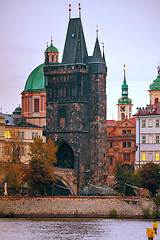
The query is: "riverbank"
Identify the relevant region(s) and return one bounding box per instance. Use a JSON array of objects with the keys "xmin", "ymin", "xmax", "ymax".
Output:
[{"xmin": 0, "ymin": 196, "xmax": 158, "ymax": 218}]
